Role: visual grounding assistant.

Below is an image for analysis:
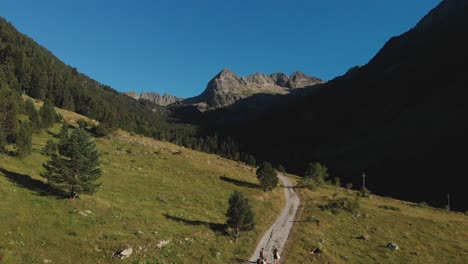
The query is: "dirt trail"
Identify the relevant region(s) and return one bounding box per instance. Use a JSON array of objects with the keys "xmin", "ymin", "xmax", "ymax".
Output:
[{"xmin": 248, "ymin": 174, "xmax": 300, "ymax": 263}]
